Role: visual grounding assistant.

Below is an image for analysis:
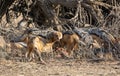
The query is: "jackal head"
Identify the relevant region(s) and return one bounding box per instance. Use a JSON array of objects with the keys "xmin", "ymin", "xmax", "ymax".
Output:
[{"xmin": 47, "ymin": 31, "xmax": 62, "ymax": 43}]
